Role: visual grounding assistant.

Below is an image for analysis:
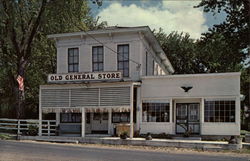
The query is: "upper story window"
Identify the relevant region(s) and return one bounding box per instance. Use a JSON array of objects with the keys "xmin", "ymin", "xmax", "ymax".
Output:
[
  {"xmin": 68, "ymin": 48, "xmax": 79, "ymax": 73},
  {"xmin": 117, "ymin": 44, "xmax": 129, "ymax": 77},
  {"xmin": 92, "ymin": 46, "xmax": 104, "ymax": 72}
]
